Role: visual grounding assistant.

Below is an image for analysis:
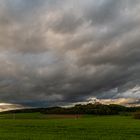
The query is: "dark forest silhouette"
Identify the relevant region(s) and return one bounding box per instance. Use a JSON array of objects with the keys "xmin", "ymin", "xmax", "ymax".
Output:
[{"xmin": 1, "ymin": 103, "xmax": 140, "ymax": 116}]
